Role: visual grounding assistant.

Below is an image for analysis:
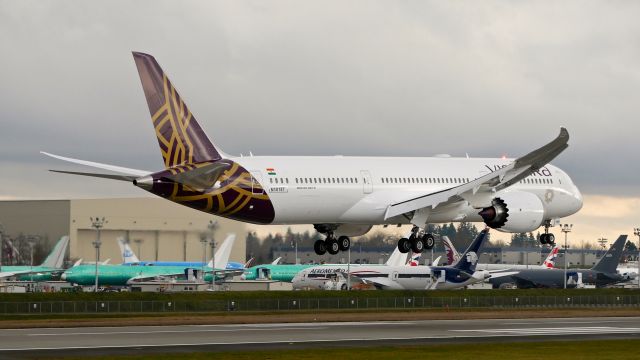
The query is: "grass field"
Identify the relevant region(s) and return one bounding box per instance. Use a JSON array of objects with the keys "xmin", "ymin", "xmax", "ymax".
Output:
[{"xmin": 49, "ymin": 339, "xmax": 640, "ymax": 360}]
